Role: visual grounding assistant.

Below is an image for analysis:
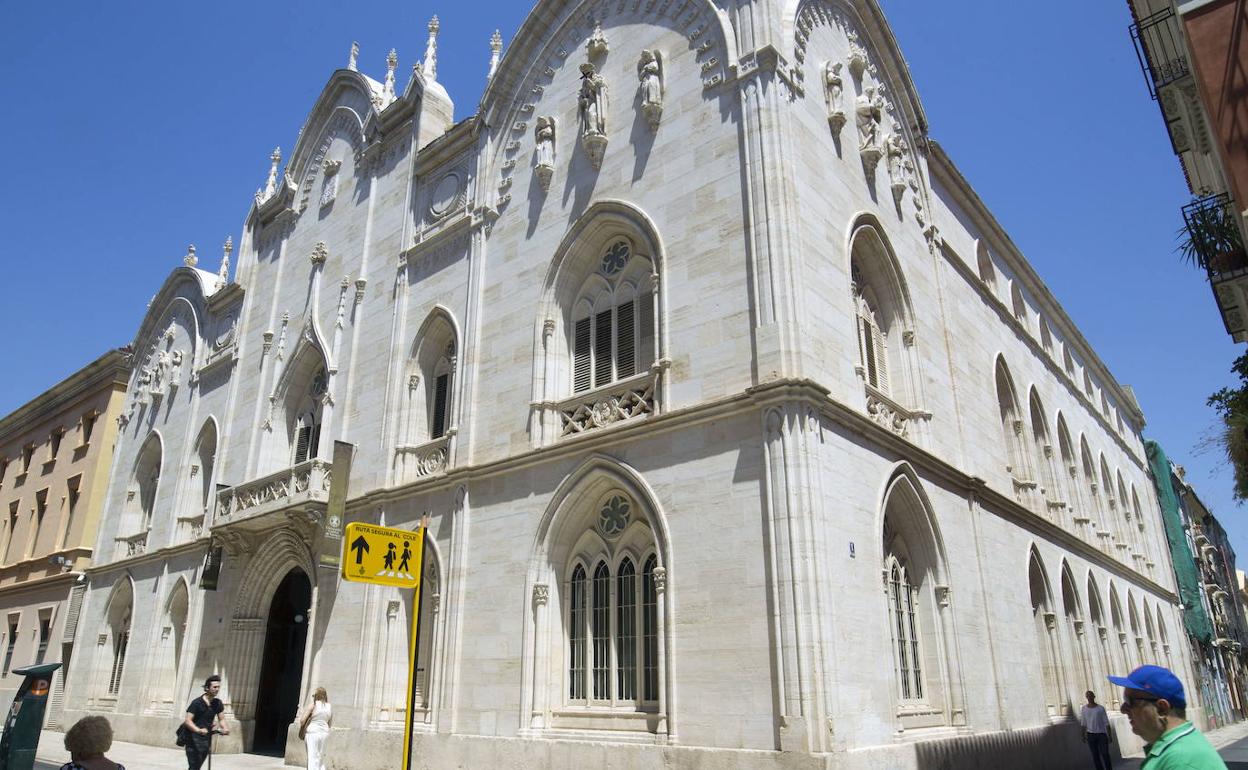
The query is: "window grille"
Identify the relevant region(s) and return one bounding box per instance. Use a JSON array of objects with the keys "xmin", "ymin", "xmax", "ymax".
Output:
[
  {"xmin": 569, "ymin": 565, "xmax": 587, "ymax": 700},
  {"xmin": 616, "ymin": 559, "xmax": 636, "ymax": 701},
  {"xmin": 591, "ymin": 562, "xmax": 611, "ymax": 700},
  {"xmin": 108, "ymin": 631, "xmax": 128, "ymax": 694},
  {"xmin": 431, "ymin": 373, "xmax": 450, "ymax": 439},
  {"xmin": 642, "ymin": 555, "xmax": 659, "ymax": 701},
  {"xmin": 888, "ymin": 560, "xmax": 923, "ymax": 701}
]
